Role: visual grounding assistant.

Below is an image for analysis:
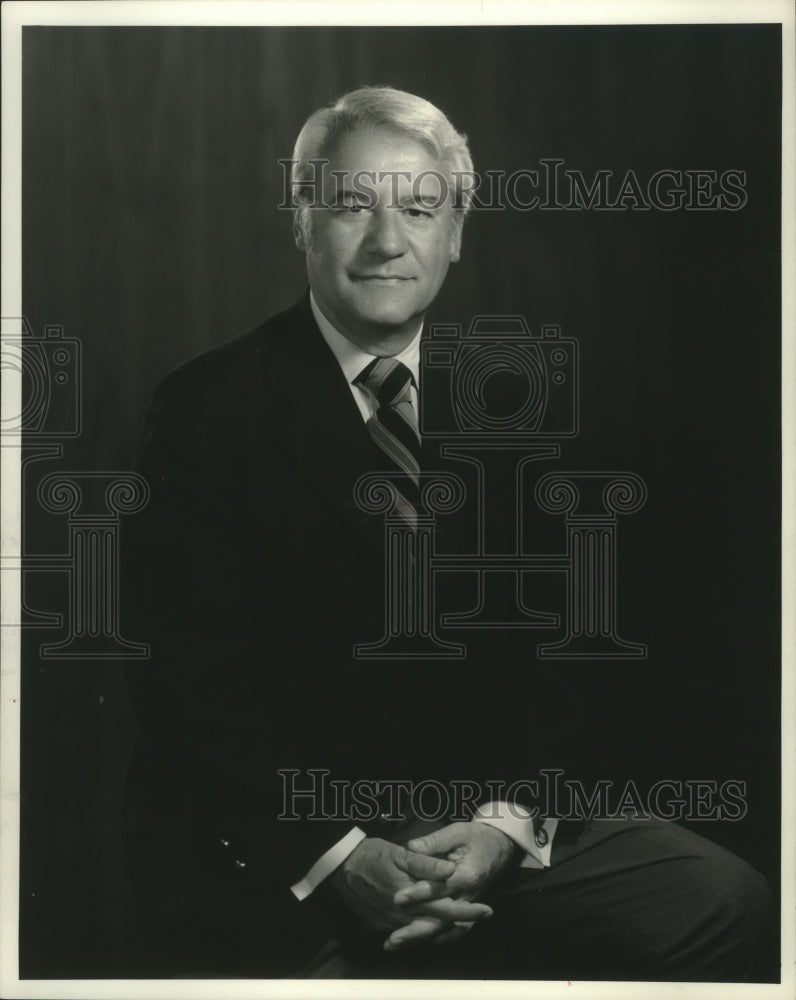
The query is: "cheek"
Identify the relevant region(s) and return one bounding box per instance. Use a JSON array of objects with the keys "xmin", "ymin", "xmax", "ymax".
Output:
[
  {"xmin": 323, "ymin": 233, "xmax": 359, "ymax": 271},
  {"xmin": 310, "ymin": 245, "xmax": 346, "ymax": 280},
  {"xmin": 426, "ymin": 246, "xmax": 454, "ymax": 279},
  {"xmin": 425, "ymin": 231, "xmax": 456, "ymax": 270}
]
